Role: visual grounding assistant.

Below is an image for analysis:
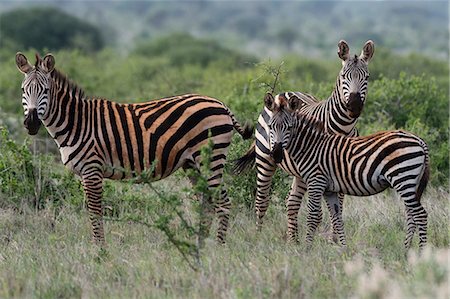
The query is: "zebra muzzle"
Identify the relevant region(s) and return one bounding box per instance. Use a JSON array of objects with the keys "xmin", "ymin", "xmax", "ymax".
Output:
[
  {"xmin": 24, "ymin": 109, "xmax": 41, "ymax": 135},
  {"xmin": 346, "ymin": 92, "xmax": 364, "ymax": 118},
  {"xmin": 271, "ymin": 143, "xmax": 283, "ymax": 164}
]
